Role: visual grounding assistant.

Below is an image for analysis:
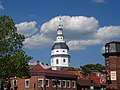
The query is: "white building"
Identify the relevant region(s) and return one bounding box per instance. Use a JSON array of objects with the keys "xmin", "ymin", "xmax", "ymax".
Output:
[{"xmin": 51, "ymin": 25, "xmax": 70, "ymax": 70}]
